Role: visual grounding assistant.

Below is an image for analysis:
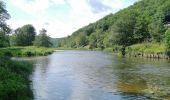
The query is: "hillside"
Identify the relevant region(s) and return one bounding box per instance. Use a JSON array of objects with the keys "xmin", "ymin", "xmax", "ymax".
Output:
[{"xmin": 58, "ymin": 0, "xmax": 170, "ymax": 56}]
